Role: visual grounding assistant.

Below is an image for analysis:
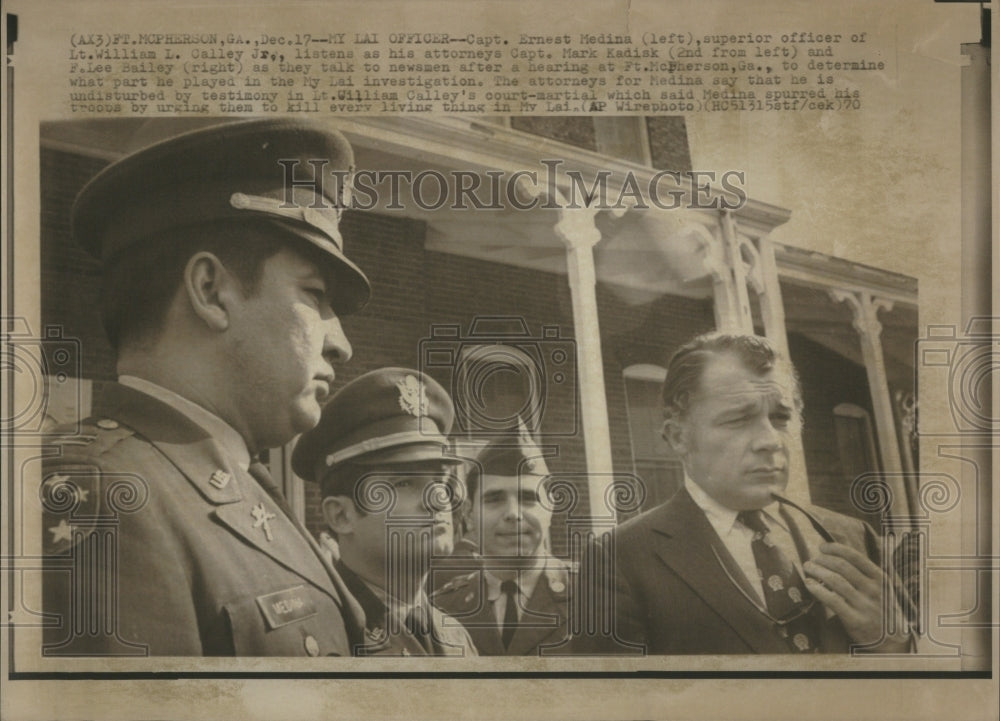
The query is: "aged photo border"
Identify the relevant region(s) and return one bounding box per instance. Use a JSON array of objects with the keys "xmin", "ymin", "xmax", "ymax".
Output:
[{"xmin": 1, "ymin": 0, "xmax": 997, "ymax": 719}]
